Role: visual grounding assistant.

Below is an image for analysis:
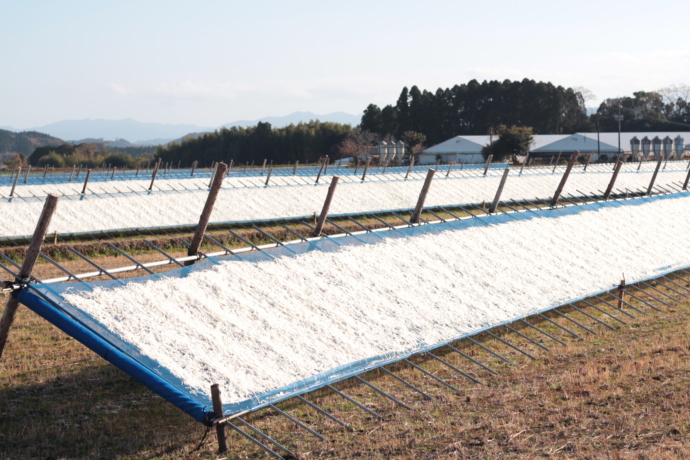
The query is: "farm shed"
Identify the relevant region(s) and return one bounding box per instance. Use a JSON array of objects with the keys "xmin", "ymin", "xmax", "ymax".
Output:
[
  {"xmin": 418, "ymin": 135, "xmax": 489, "ymax": 164},
  {"xmin": 529, "ymin": 133, "xmax": 621, "ymax": 162}
]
